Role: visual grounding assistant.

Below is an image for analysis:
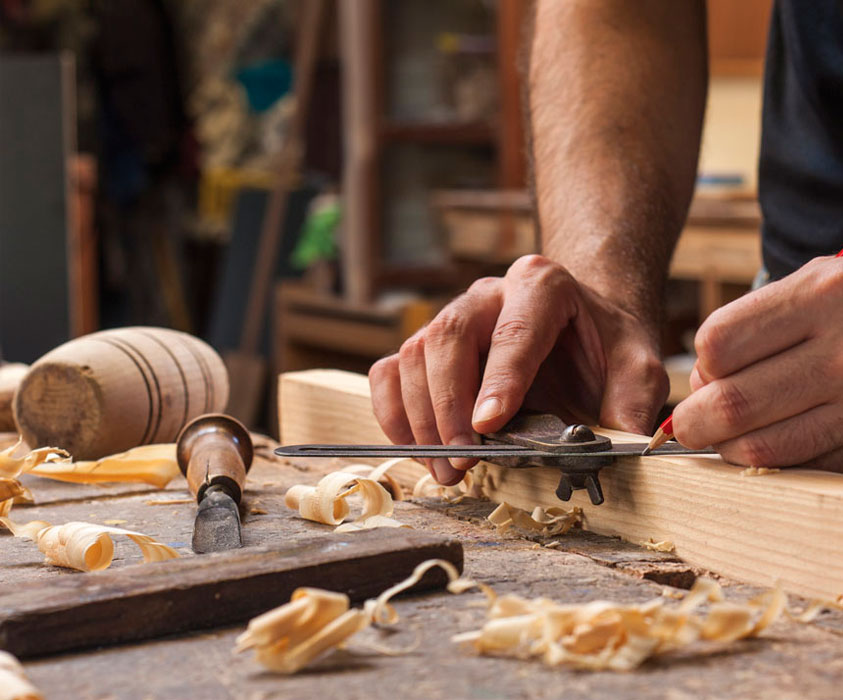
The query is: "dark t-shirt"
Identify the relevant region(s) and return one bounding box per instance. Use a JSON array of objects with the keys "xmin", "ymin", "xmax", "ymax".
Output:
[{"xmin": 759, "ymin": 0, "xmax": 843, "ymax": 279}]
